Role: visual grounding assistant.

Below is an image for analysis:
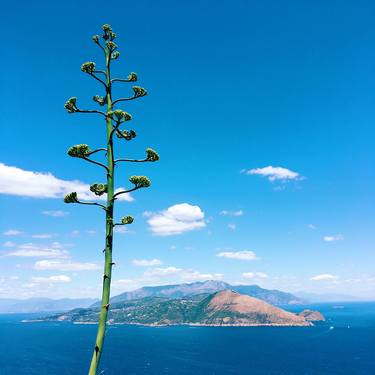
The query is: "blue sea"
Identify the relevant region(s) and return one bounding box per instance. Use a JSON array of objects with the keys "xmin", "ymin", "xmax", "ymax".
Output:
[{"xmin": 0, "ymin": 302, "xmax": 374, "ymax": 375}]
